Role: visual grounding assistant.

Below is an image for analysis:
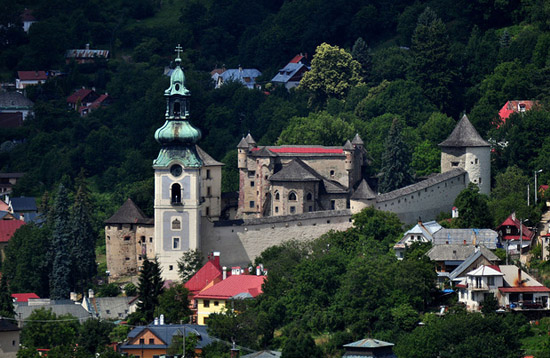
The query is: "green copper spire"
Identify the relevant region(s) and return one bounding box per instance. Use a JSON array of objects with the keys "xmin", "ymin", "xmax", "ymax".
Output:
[{"xmin": 154, "ymin": 45, "xmax": 202, "ymax": 168}]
